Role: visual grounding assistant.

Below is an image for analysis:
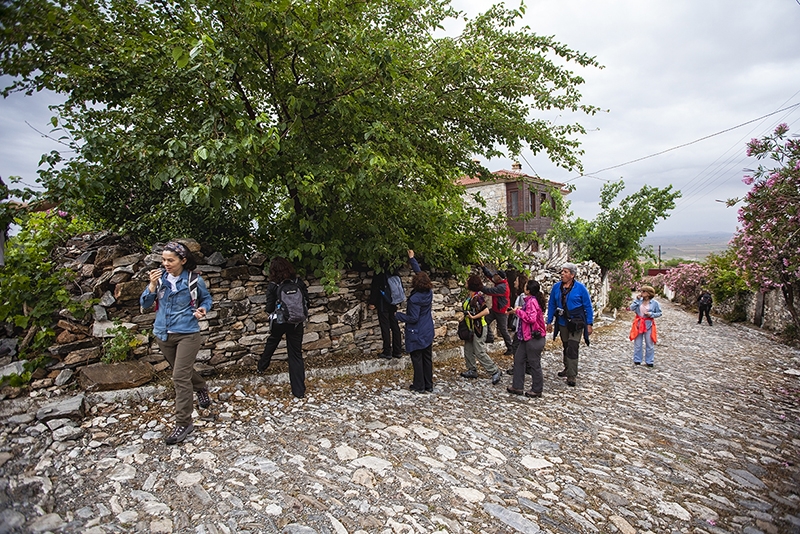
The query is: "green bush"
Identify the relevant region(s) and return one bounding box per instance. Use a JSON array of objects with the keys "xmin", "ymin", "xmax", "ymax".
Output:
[
  {"xmin": 606, "ymin": 260, "xmax": 639, "ymax": 311},
  {"xmin": 607, "ymin": 286, "xmax": 632, "ymax": 311},
  {"xmin": 101, "ymin": 321, "xmax": 143, "ymax": 363},
  {"xmin": 705, "ymin": 249, "xmax": 749, "ymax": 302},
  {"xmin": 0, "ymin": 211, "xmax": 94, "ymax": 361}
]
